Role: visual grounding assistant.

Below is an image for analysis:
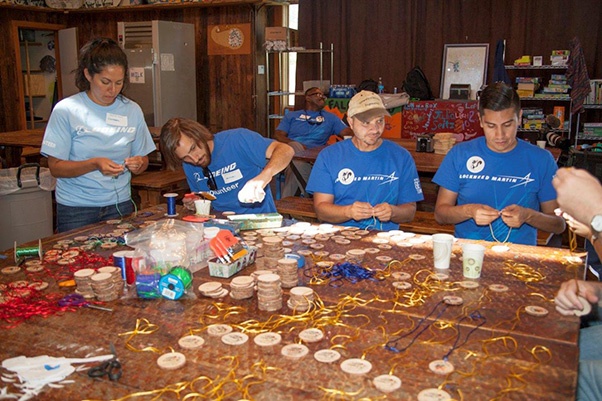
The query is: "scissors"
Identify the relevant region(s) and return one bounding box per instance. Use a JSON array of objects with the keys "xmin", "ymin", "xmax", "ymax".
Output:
[
  {"xmin": 58, "ymin": 294, "xmax": 113, "ymax": 312},
  {"xmin": 88, "ymin": 343, "xmax": 122, "ymax": 381}
]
